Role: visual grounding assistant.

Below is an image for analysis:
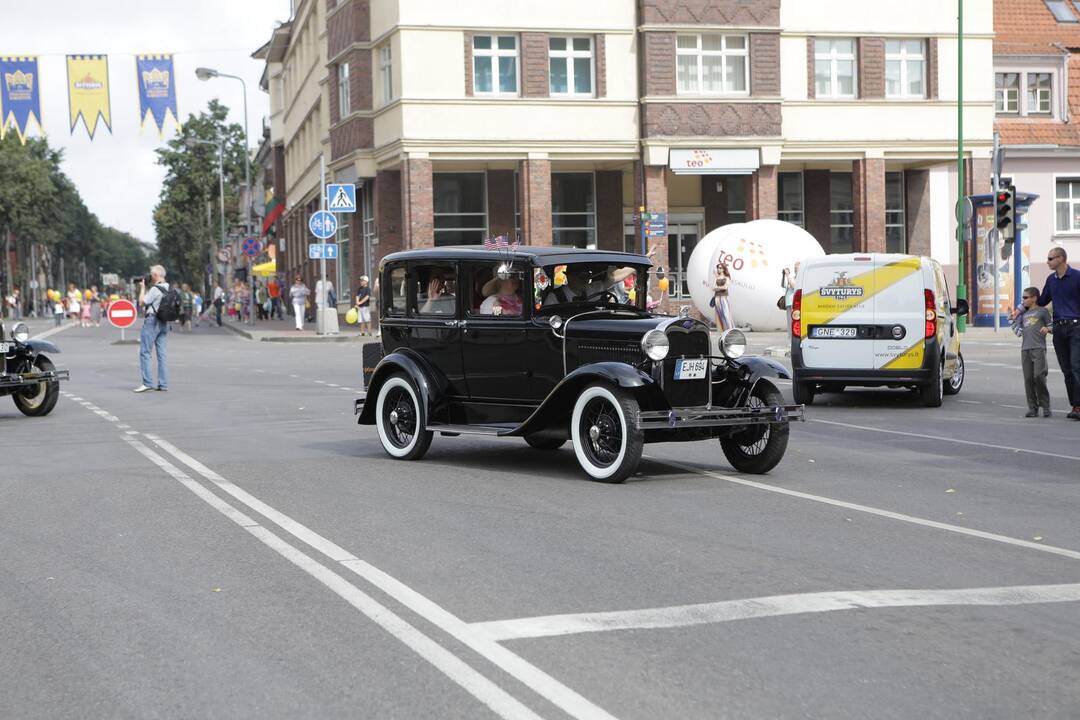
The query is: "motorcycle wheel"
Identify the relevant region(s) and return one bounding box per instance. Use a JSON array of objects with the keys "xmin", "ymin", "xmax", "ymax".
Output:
[
  {"xmin": 14, "ymin": 357, "xmax": 60, "ymax": 417},
  {"xmin": 720, "ymin": 379, "xmax": 790, "ymax": 474}
]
